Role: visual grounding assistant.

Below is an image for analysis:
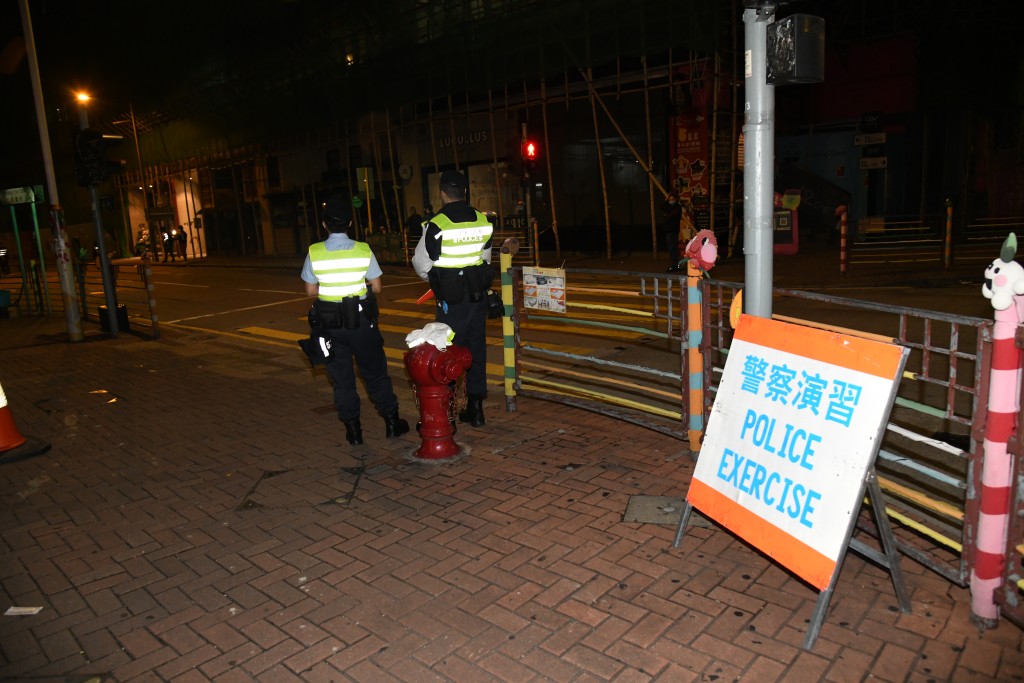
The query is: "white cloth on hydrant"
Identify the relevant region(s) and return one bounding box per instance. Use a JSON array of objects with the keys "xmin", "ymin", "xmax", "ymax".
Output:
[{"xmin": 405, "ymin": 322, "xmax": 456, "ymax": 350}]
